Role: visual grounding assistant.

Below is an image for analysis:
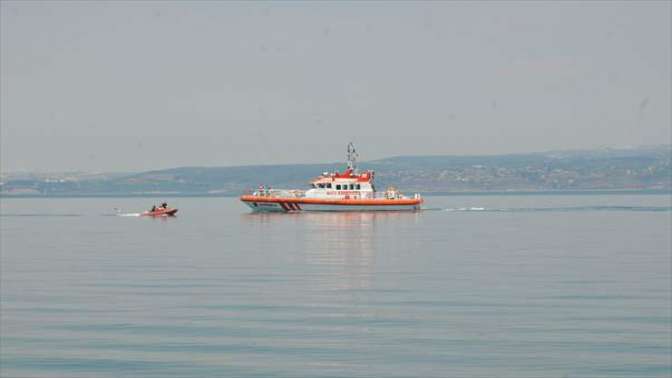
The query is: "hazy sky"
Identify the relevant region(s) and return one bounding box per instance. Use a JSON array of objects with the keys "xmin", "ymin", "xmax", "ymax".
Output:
[{"xmin": 1, "ymin": 1, "xmax": 670, "ymax": 172}]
